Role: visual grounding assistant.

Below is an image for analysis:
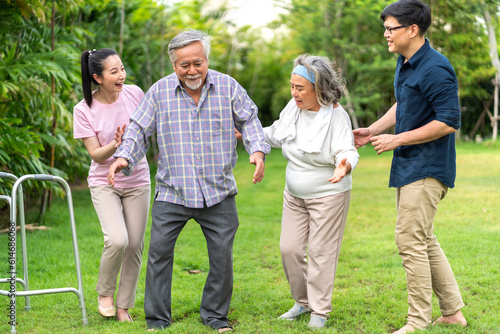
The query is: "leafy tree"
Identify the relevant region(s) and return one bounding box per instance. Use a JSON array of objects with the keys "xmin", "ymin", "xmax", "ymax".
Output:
[
  {"xmin": 271, "ymin": 0, "xmax": 500, "ymax": 137},
  {"xmin": 2, "ymin": 0, "xmax": 499, "ymax": 206},
  {"xmin": 0, "ymin": 1, "xmax": 88, "ymax": 201}
]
